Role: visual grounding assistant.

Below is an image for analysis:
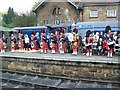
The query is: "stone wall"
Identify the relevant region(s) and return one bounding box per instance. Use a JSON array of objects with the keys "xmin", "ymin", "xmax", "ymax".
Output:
[
  {"xmin": 1, "ymin": 56, "xmax": 120, "ymax": 83},
  {"xmin": 35, "ymin": 2, "xmax": 119, "ymax": 26},
  {"xmin": 83, "ymin": 5, "xmax": 119, "ymax": 22},
  {"xmin": 36, "ymin": 2, "xmax": 78, "ymax": 26}
]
